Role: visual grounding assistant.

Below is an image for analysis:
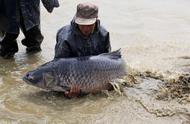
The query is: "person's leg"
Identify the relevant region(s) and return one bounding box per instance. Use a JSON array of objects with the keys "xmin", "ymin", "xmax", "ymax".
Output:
[
  {"xmin": 18, "ymin": 1, "xmax": 44, "ymax": 54},
  {"xmin": 0, "ymin": 33, "xmax": 19, "ymax": 59},
  {"xmin": 21, "ymin": 25, "xmax": 44, "ymax": 53}
]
